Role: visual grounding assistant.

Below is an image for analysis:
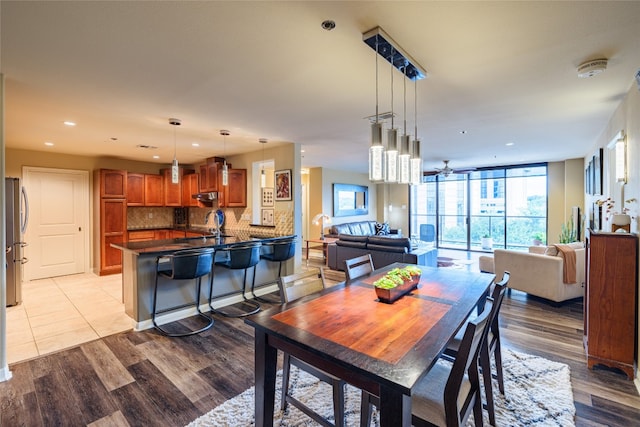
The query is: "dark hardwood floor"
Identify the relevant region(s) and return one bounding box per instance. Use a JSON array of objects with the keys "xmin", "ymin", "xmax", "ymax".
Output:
[{"xmin": 1, "ymin": 268, "xmax": 639, "ymax": 427}]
